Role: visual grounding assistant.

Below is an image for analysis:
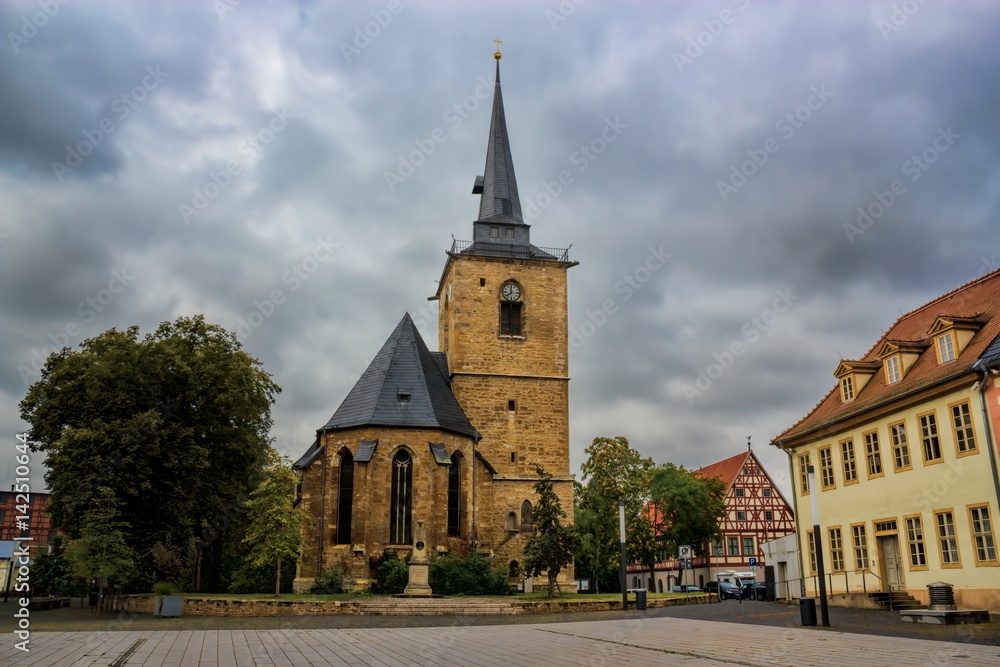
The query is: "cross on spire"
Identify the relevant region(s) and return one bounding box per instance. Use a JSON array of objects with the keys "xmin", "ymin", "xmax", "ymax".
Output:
[{"xmin": 493, "ymin": 37, "xmax": 502, "ymax": 59}]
